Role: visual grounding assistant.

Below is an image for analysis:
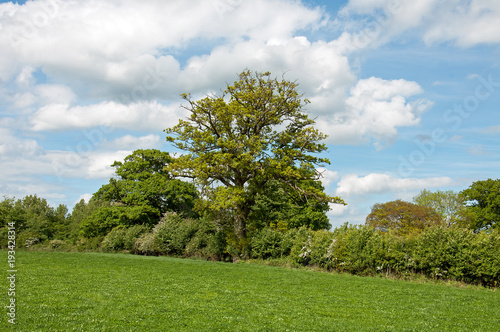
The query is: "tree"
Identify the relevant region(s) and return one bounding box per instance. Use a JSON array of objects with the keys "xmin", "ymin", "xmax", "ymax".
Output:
[
  {"xmin": 366, "ymin": 199, "xmax": 444, "ymax": 236},
  {"xmin": 82, "ymin": 149, "xmax": 199, "ymax": 237},
  {"xmin": 165, "ymin": 70, "xmax": 344, "ymax": 242},
  {"xmin": 0, "ymin": 195, "xmax": 69, "ymax": 247},
  {"xmin": 461, "ymin": 179, "xmax": 500, "ymax": 231},
  {"xmin": 413, "ymin": 189, "xmax": 473, "ymax": 228},
  {"xmin": 94, "ymin": 149, "xmax": 198, "ymax": 216}
]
